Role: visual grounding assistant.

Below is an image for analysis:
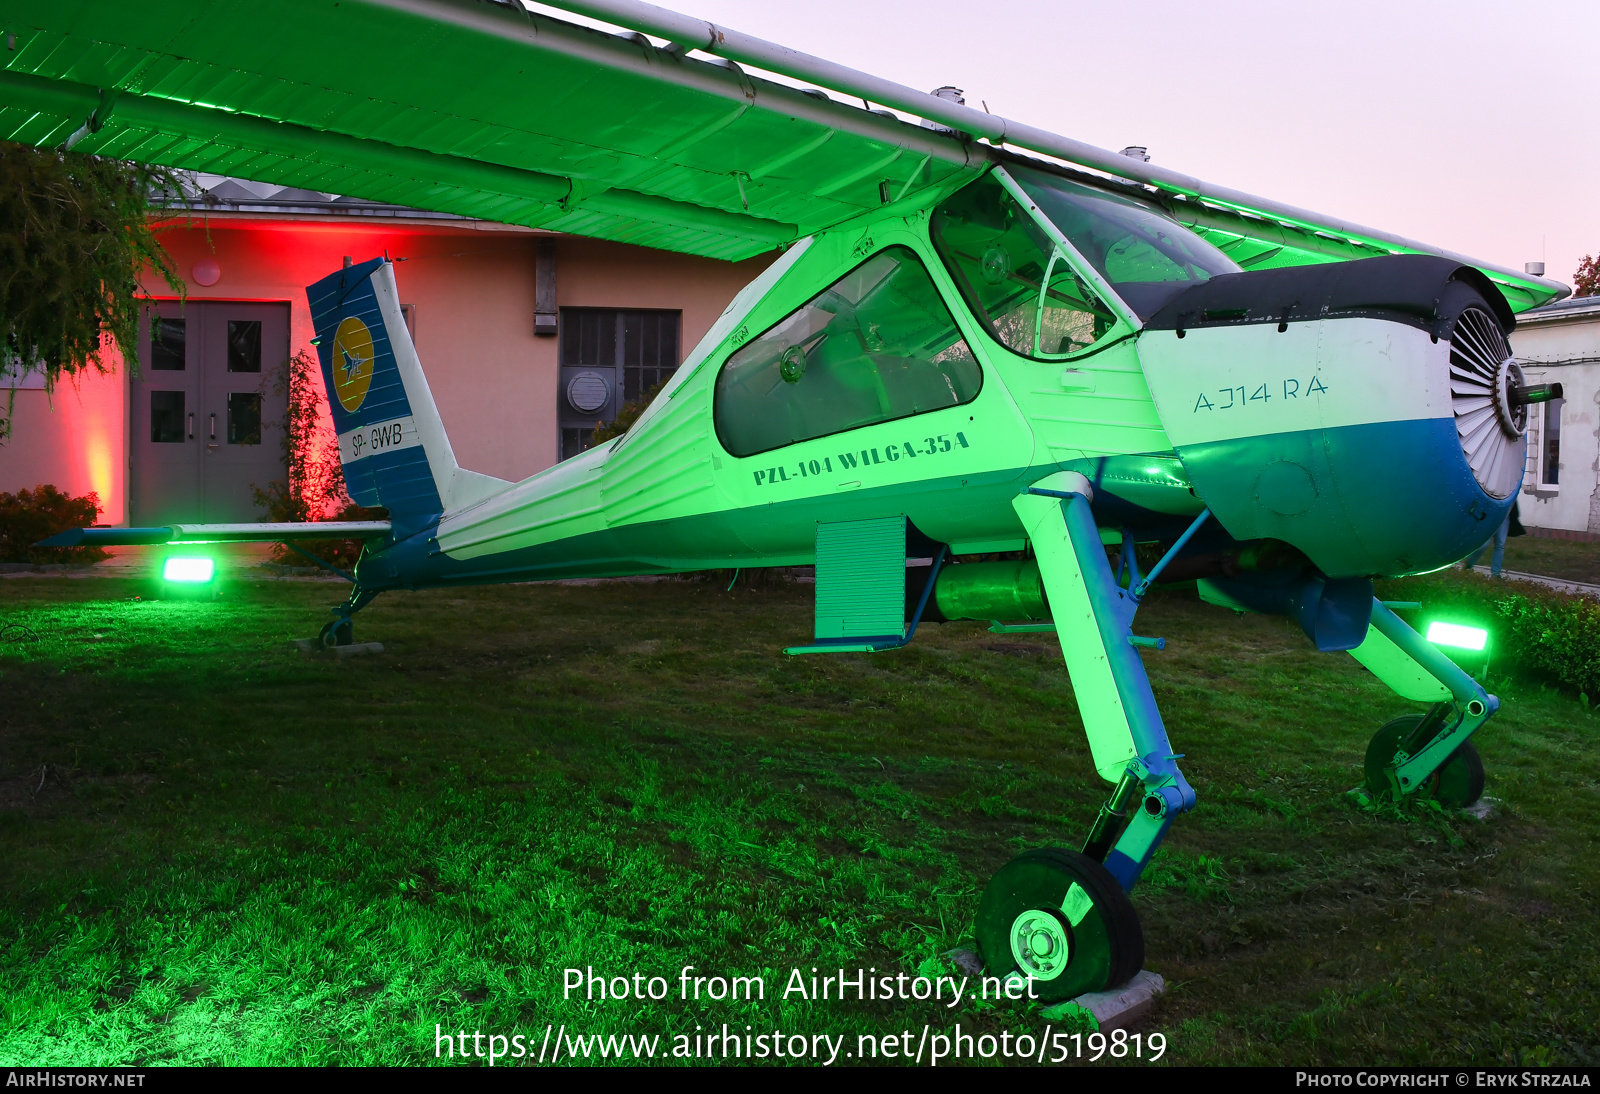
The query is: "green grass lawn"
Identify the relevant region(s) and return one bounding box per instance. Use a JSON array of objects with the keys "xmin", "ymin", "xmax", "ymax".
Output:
[
  {"xmin": 1501, "ymin": 535, "xmax": 1600, "ymax": 584},
  {"xmin": 0, "ymin": 571, "xmax": 1594, "ymax": 1066}
]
